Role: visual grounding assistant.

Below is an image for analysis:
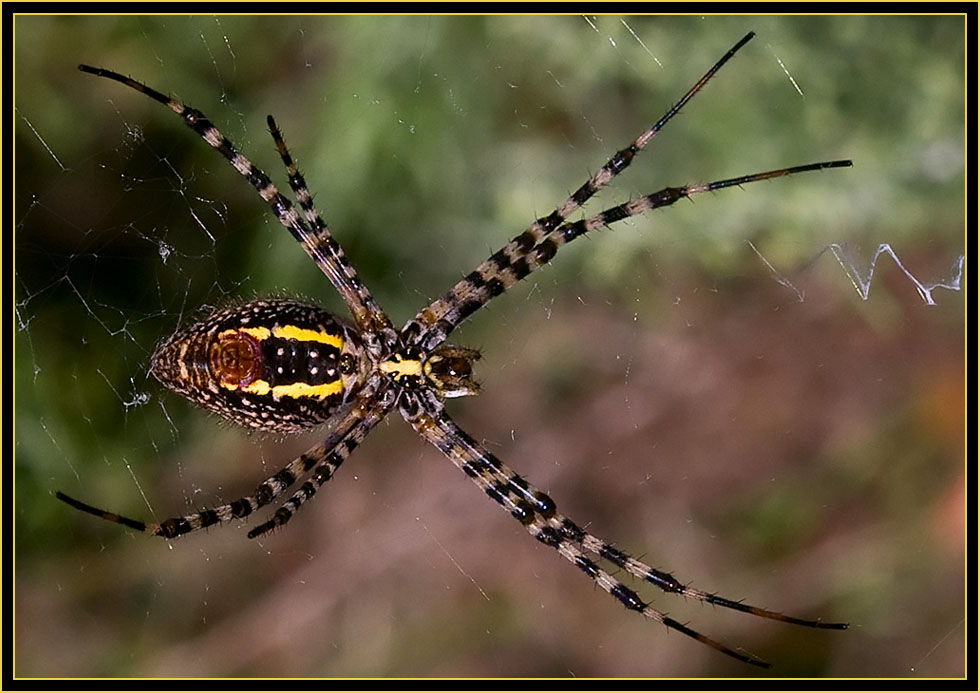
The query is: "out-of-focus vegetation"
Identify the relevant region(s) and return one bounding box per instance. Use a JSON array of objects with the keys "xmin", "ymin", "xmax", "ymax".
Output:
[{"xmin": 16, "ymin": 15, "xmax": 963, "ymax": 677}]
